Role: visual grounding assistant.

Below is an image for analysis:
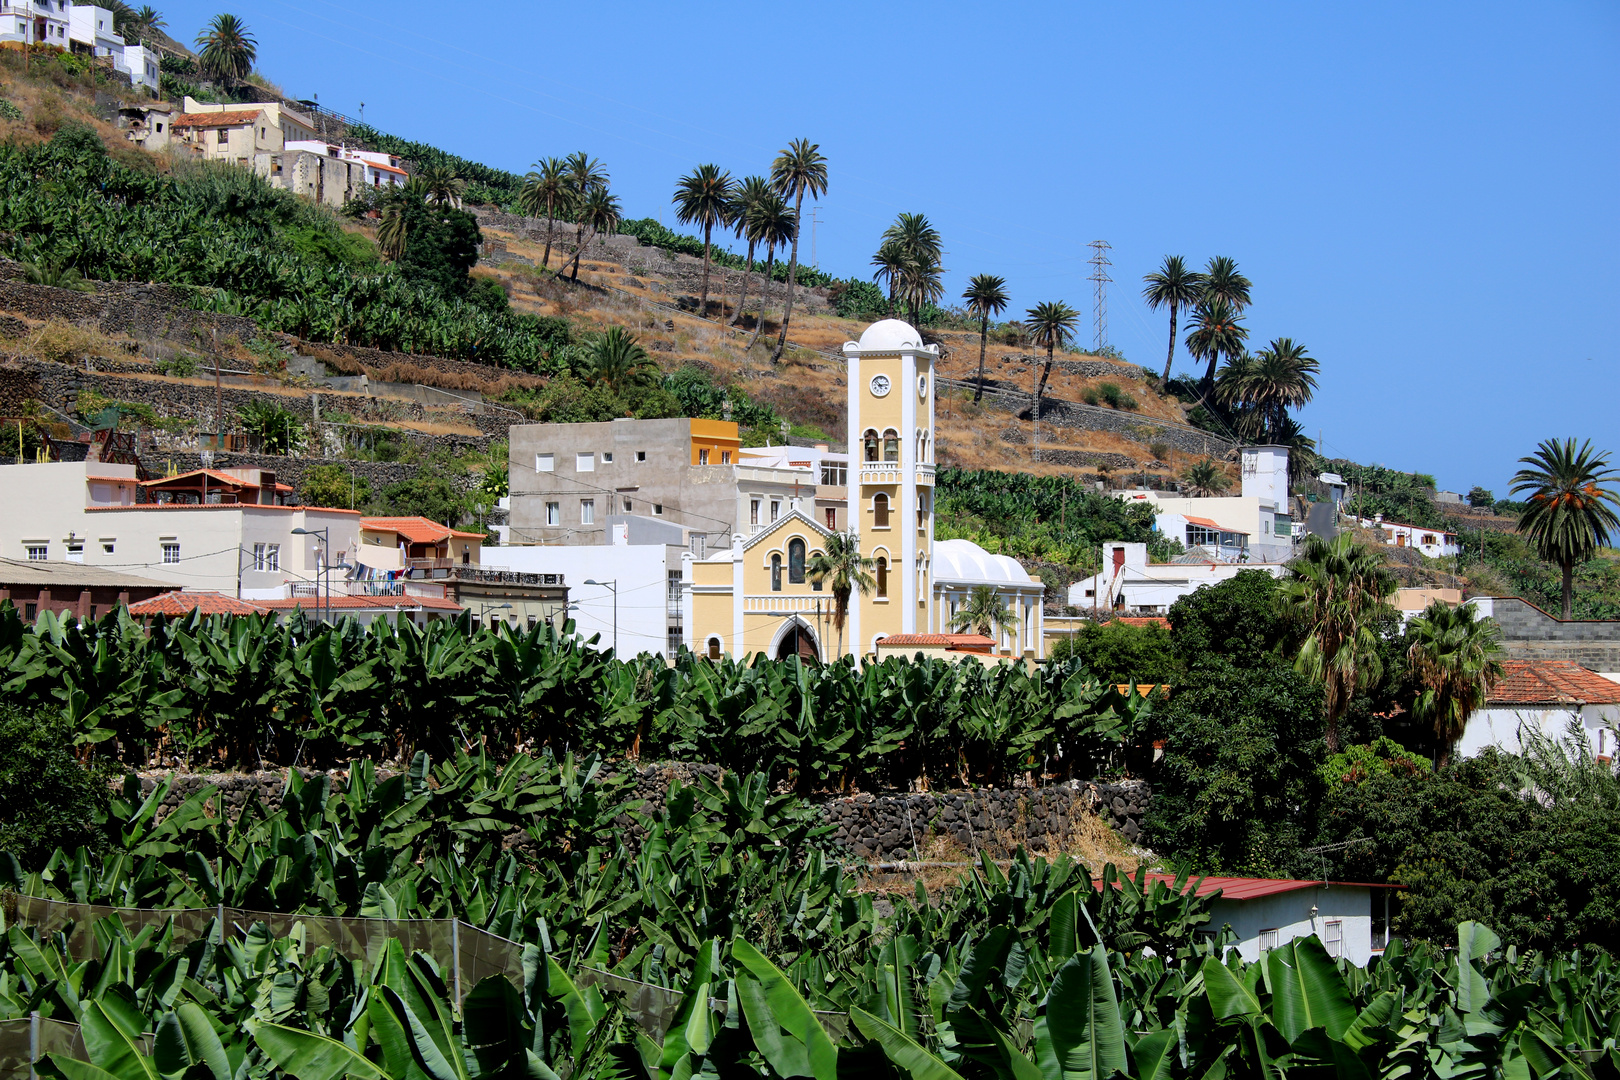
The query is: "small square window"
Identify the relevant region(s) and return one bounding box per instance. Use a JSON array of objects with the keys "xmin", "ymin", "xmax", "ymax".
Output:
[
  {"xmin": 162, "ymin": 542, "xmax": 181, "ymax": 564},
  {"xmin": 576, "ymin": 452, "xmax": 595, "ymax": 472},
  {"xmin": 536, "ymin": 453, "xmax": 554, "ymax": 472},
  {"xmin": 699, "ymin": 449, "xmax": 710, "ymax": 465},
  {"xmin": 602, "ymin": 452, "xmax": 613, "ymax": 463},
  {"xmin": 652, "ymin": 504, "xmax": 663, "ymax": 516},
  {"xmin": 1259, "ymin": 928, "xmax": 1279, "ymax": 951},
  {"xmin": 721, "ymin": 451, "xmax": 731, "ymax": 464},
  {"xmin": 622, "ymin": 497, "xmax": 632, "ymax": 512},
  {"xmin": 101, "ymin": 542, "xmax": 114, "ymax": 554},
  {"xmin": 636, "ymin": 451, "xmax": 646, "ymax": 462},
  {"xmin": 25, "ymin": 545, "xmax": 47, "ymax": 561}
]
